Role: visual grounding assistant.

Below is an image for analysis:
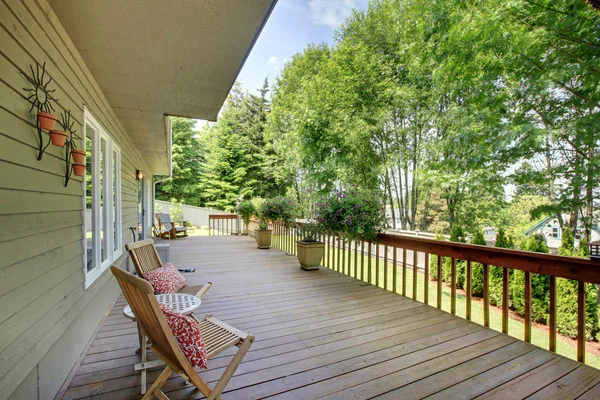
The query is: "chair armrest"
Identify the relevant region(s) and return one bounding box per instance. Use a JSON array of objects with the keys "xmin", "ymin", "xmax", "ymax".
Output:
[{"xmin": 195, "ymin": 282, "xmax": 213, "ymax": 299}]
